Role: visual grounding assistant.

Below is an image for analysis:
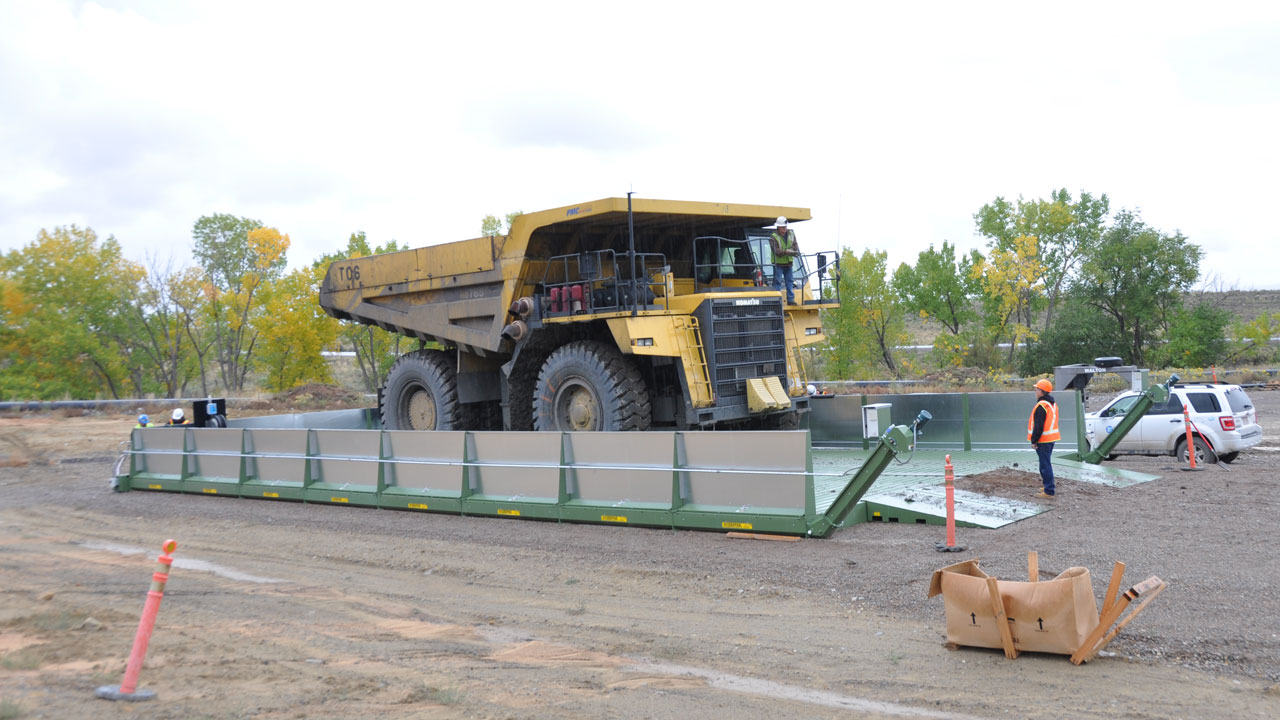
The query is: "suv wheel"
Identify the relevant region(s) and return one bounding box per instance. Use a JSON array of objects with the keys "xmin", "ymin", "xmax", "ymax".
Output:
[{"xmin": 1176, "ymin": 436, "xmax": 1216, "ymax": 465}]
